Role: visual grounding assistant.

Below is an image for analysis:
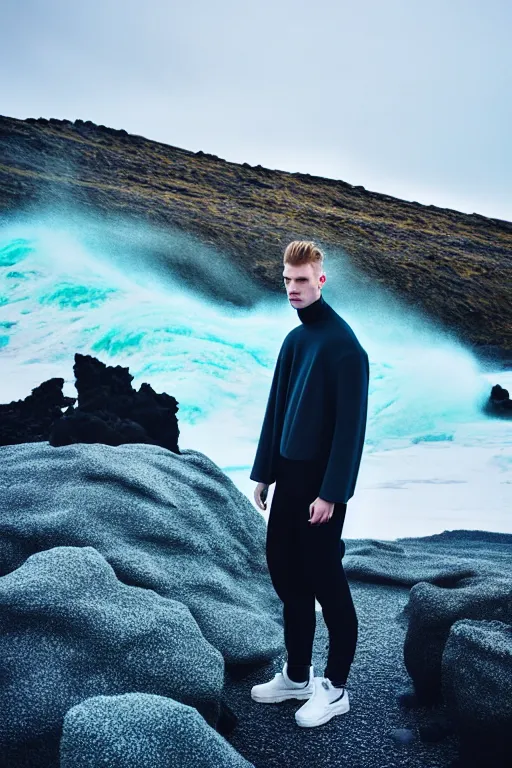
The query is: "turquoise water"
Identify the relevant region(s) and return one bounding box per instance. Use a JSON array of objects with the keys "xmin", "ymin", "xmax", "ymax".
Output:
[{"xmin": 0, "ymin": 214, "xmax": 510, "ymax": 538}]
